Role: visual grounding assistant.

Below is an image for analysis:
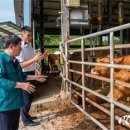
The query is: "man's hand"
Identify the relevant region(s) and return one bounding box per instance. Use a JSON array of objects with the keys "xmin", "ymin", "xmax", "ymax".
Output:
[
  {"xmin": 16, "ymin": 82, "xmax": 36, "ymax": 94},
  {"xmin": 33, "ymin": 52, "xmax": 44, "ymax": 62},
  {"xmin": 32, "ymin": 50, "xmax": 49, "ymax": 62},
  {"xmin": 20, "ymin": 52, "xmax": 44, "ymax": 68},
  {"xmin": 35, "ymin": 75, "xmax": 47, "ymax": 82},
  {"xmin": 27, "ymin": 75, "xmax": 47, "ymax": 82}
]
